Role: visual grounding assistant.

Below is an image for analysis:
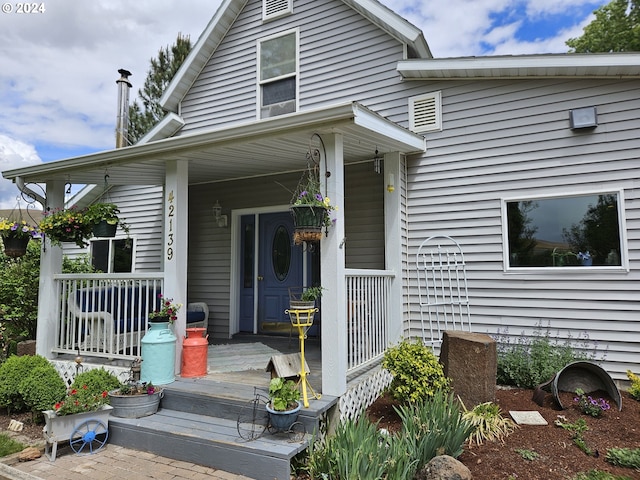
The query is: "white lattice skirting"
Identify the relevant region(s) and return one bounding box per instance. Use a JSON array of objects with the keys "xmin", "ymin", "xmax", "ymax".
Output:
[
  {"xmin": 339, "ymin": 367, "xmax": 393, "ymax": 423},
  {"xmin": 52, "ymin": 360, "xmax": 130, "ymax": 387}
]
